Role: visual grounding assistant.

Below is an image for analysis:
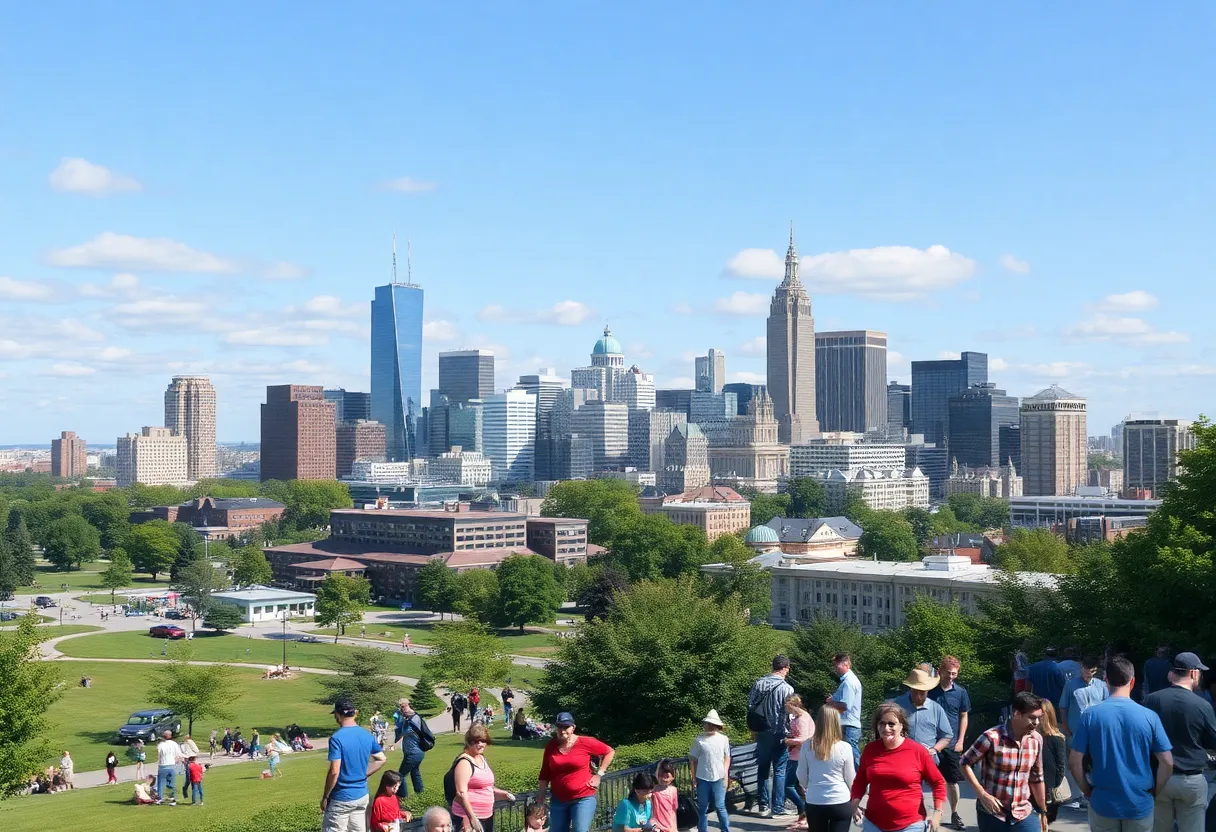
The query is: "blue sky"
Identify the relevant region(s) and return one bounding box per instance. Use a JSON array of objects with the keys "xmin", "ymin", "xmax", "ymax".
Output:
[{"xmin": 2, "ymin": 2, "xmax": 1213, "ymax": 443}]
